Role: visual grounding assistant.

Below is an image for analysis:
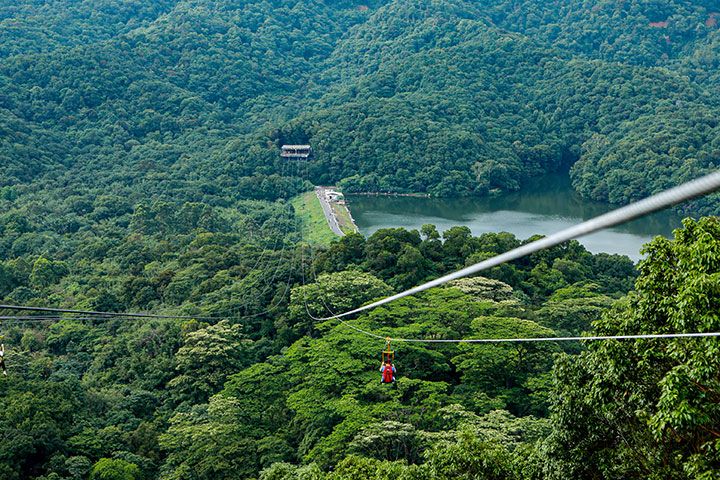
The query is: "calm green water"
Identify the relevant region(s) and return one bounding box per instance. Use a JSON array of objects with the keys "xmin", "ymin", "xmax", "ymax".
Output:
[{"xmin": 349, "ymin": 175, "xmax": 684, "ymax": 261}]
